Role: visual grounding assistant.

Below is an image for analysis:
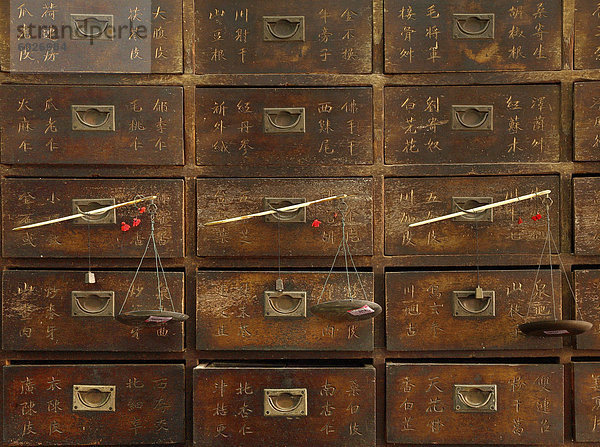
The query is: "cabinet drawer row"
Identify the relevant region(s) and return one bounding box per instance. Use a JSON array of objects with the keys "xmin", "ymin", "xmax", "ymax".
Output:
[
  {"xmin": 5, "ymin": 0, "xmax": 600, "ymax": 73},
  {"xmin": 4, "ymin": 268, "xmax": 600, "ymax": 353},
  {"xmin": 6, "ymin": 83, "xmax": 600, "ymax": 166},
  {"xmin": 4, "ymin": 362, "xmax": 600, "ymax": 445}
]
